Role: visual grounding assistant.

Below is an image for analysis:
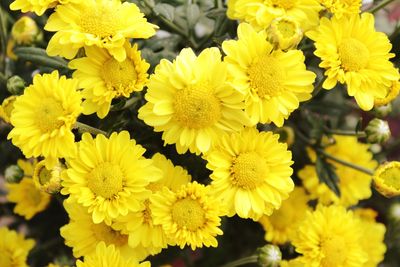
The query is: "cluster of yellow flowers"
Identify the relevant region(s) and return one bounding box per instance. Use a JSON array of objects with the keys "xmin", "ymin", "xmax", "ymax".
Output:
[{"xmin": 2, "ymin": 0, "xmax": 400, "ymax": 266}]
